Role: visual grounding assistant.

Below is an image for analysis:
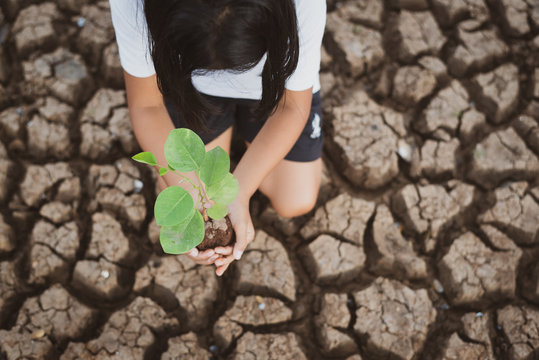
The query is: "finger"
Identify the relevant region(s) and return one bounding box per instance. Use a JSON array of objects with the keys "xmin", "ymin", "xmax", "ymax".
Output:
[
  {"xmin": 214, "ymin": 246, "xmax": 233, "ymax": 255},
  {"xmin": 231, "ymin": 224, "xmax": 246, "ymax": 260},
  {"xmin": 216, "ymin": 262, "xmax": 231, "ymax": 276},
  {"xmin": 187, "ymin": 248, "xmax": 214, "ymax": 261},
  {"xmin": 214, "ymin": 254, "xmax": 235, "ymax": 268},
  {"xmin": 201, "ymin": 254, "xmax": 221, "ymax": 265},
  {"xmin": 186, "ymin": 254, "xmax": 216, "ymax": 265},
  {"xmin": 192, "ymin": 254, "xmax": 221, "ymax": 266},
  {"xmin": 232, "ymin": 222, "xmax": 255, "ymax": 260},
  {"xmin": 198, "ymin": 249, "xmax": 216, "ymax": 259},
  {"xmin": 188, "ymin": 248, "xmax": 199, "ymax": 257}
]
